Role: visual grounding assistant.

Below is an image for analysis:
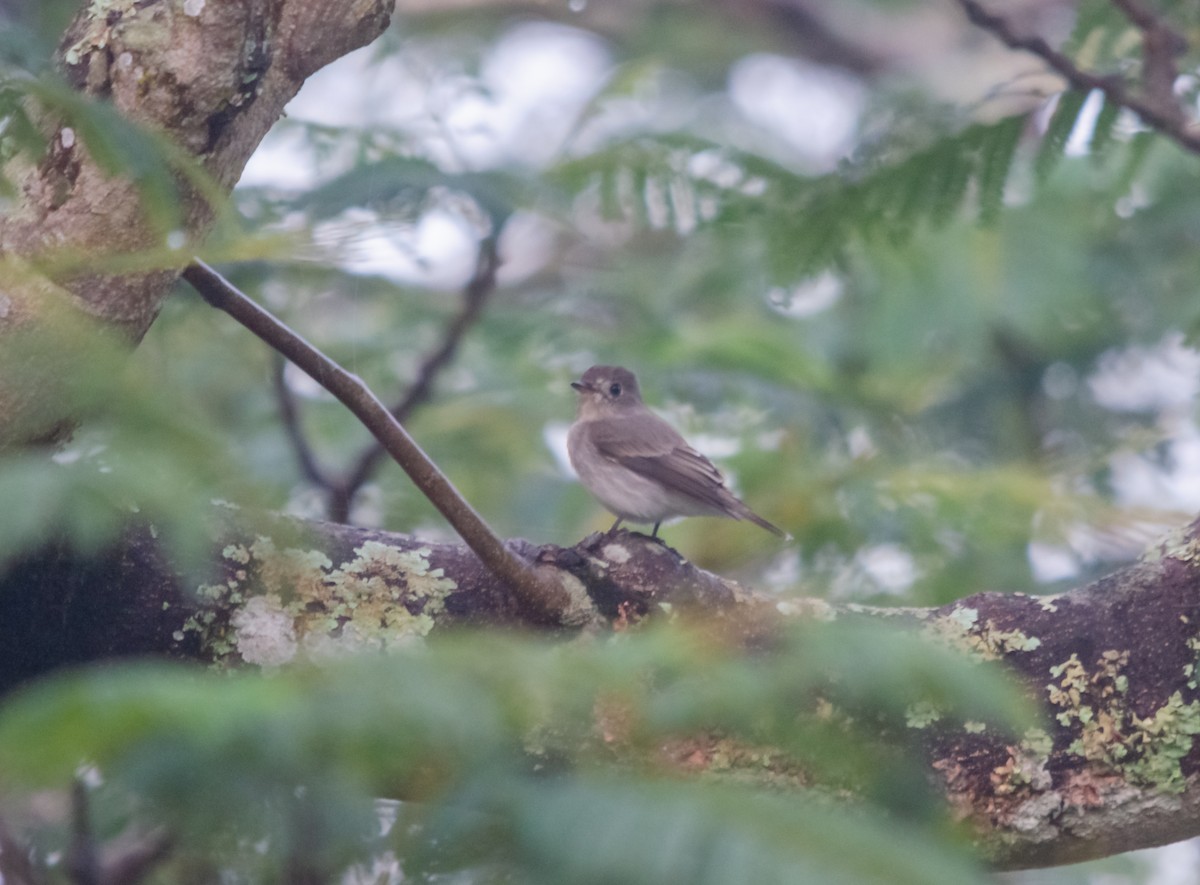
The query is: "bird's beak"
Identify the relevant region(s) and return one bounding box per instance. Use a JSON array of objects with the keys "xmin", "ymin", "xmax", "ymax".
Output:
[{"xmin": 570, "ymin": 380, "xmax": 589, "ymax": 393}]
